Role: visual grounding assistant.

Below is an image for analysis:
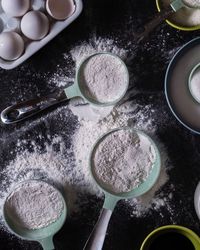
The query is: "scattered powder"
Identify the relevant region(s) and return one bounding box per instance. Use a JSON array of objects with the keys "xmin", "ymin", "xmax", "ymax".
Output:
[
  {"xmin": 161, "ymin": 0, "xmax": 200, "ymax": 27},
  {"xmin": 71, "ymin": 102, "xmax": 173, "ymax": 217},
  {"xmin": 70, "ymin": 37, "xmax": 130, "ymax": 69},
  {"xmin": 48, "ymin": 37, "xmax": 130, "ymax": 88},
  {"xmin": 5, "ymin": 180, "xmax": 64, "ymax": 230},
  {"xmin": 189, "ymin": 67, "xmax": 200, "ymax": 102},
  {"xmin": 80, "ymin": 53, "xmax": 128, "ymax": 103},
  {"xmin": 0, "ymin": 102, "xmax": 172, "ymax": 224},
  {"xmin": 93, "ymin": 130, "xmax": 156, "ymax": 194},
  {"xmin": 0, "ymin": 38, "xmax": 175, "ymax": 227},
  {"xmin": 0, "ymin": 136, "xmax": 78, "ymax": 221}
]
